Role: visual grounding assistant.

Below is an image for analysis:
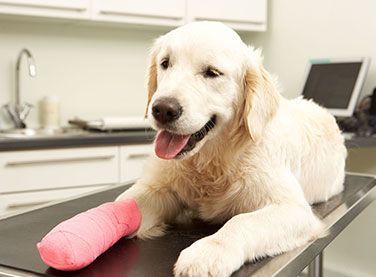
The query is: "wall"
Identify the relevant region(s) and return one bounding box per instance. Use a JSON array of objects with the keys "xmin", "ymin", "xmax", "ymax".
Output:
[
  {"xmin": 250, "ymin": 0, "xmax": 376, "ymax": 100},
  {"xmin": 248, "ymin": 1, "xmax": 376, "ymax": 276},
  {"xmin": 0, "ymin": 20, "xmax": 164, "ymax": 129},
  {"xmin": 0, "ymin": 20, "xmax": 252, "ymax": 130}
]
